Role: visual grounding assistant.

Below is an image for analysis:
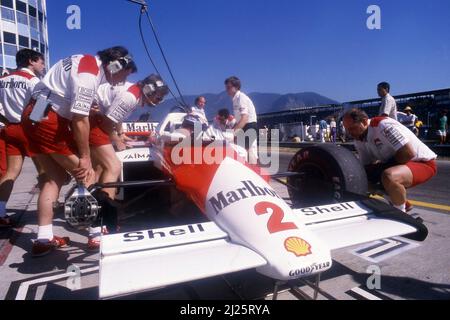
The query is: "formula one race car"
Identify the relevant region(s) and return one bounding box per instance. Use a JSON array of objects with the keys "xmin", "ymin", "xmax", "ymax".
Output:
[{"xmin": 64, "ymin": 111, "xmax": 428, "ymax": 300}]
